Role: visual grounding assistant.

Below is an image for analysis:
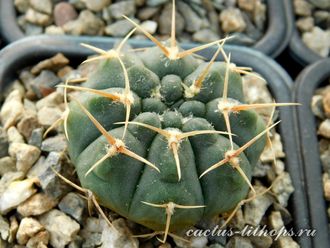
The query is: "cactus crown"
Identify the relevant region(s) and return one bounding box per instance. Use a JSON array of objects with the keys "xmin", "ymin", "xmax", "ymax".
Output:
[{"xmin": 49, "ymin": 0, "xmax": 297, "ymax": 242}]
